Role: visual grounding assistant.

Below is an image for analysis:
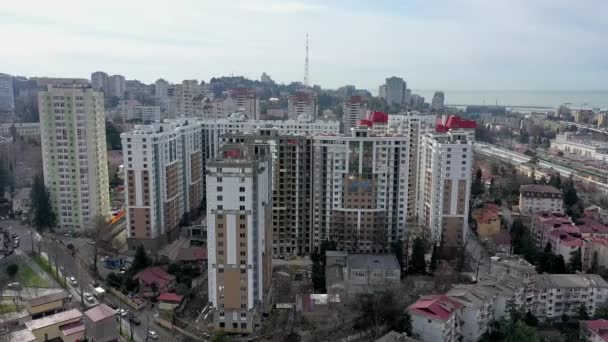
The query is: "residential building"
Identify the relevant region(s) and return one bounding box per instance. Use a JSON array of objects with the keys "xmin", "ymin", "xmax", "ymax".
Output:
[
  {"xmin": 532, "ymin": 274, "xmax": 608, "ymax": 321},
  {"xmin": 325, "ymin": 251, "xmax": 400, "ymax": 295},
  {"xmin": 220, "ymin": 131, "xmax": 314, "ymax": 256},
  {"xmin": 472, "ymin": 205, "xmax": 501, "ymax": 237},
  {"xmin": 121, "ymin": 119, "xmax": 204, "ymax": 250},
  {"xmin": 120, "ymin": 101, "xmax": 161, "ymax": 123},
  {"xmin": 584, "ymin": 237, "xmax": 608, "ymax": 271},
  {"xmin": 551, "ymin": 132, "xmax": 608, "ymax": 162},
  {"xmin": 33, "ymin": 77, "xmax": 90, "ymax": 88},
  {"xmin": 489, "ymin": 253, "xmax": 537, "ymax": 299},
  {"xmin": 134, "ymin": 266, "xmax": 176, "ymax": 297},
  {"xmin": 575, "ymin": 110, "xmax": 595, "ymax": 124},
  {"xmin": 39, "ymin": 85, "xmax": 110, "ymax": 231},
  {"xmin": 530, "ymin": 212, "xmax": 574, "ymax": 248},
  {"xmin": 546, "ymin": 229, "xmax": 583, "ymax": 263},
  {"xmin": 378, "ymin": 85, "xmax": 386, "ymax": 99},
  {"xmin": 431, "ymin": 91, "xmax": 445, "ymax": 111},
  {"xmin": 417, "ymin": 115, "xmax": 476, "ymax": 255},
  {"xmin": 155, "ymin": 78, "xmax": 170, "ymax": 110},
  {"xmin": 224, "ymin": 88, "xmax": 259, "ymax": 119},
  {"xmin": 581, "ymin": 319, "xmax": 608, "ymax": 342},
  {"xmin": 446, "ymin": 284, "xmax": 495, "ymax": 342},
  {"xmin": 108, "ymin": 74, "xmax": 126, "ymax": 99},
  {"xmin": 24, "ymin": 308, "xmax": 84, "ymax": 342},
  {"xmin": 0, "ymin": 73, "xmax": 15, "ymax": 111},
  {"xmin": 477, "ymin": 274, "xmax": 527, "ymax": 319},
  {"xmin": 407, "ymin": 294, "xmax": 463, "ymax": 342},
  {"xmin": 260, "ymin": 72, "xmax": 273, "ymax": 84},
  {"xmin": 90, "ymin": 71, "xmax": 109, "ymax": 94},
  {"xmin": 384, "ymin": 76, "xmax": 407, "ymax": 106},
  {"xmin": 206, "ymin": 143, "xmax": 272, "ymax": 334},
  {"xmin": 342, "ymin": 95, "xmax": 368, "ymax": 133},
  {"xmin": 26, "ymin": 290, "xmax": 70, "ymax": 319},
  {"xmin": 0, "ymin": 122, "xmax": 41, "ymax": 139},
  {"xmin": 83, "ymin": 303, "xmax": 117, "ymax": 342},
  {"xmin": 519, "ymin": 184, "xmax": 564, "ymax": 216},
  {"xmin": 173, "ymin": 80, "xmax": 203, "ymax": 117},
  {"xmin": 288, "ymin": 91, "xmax": 317, "ymax": 120},
  {"xmin": 312, "ymin": 114, "xmax": 410, "ymax": 252},
  {"xmin": 585, "ymin": 205, "xmax": 608, "ymax": 225}
]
